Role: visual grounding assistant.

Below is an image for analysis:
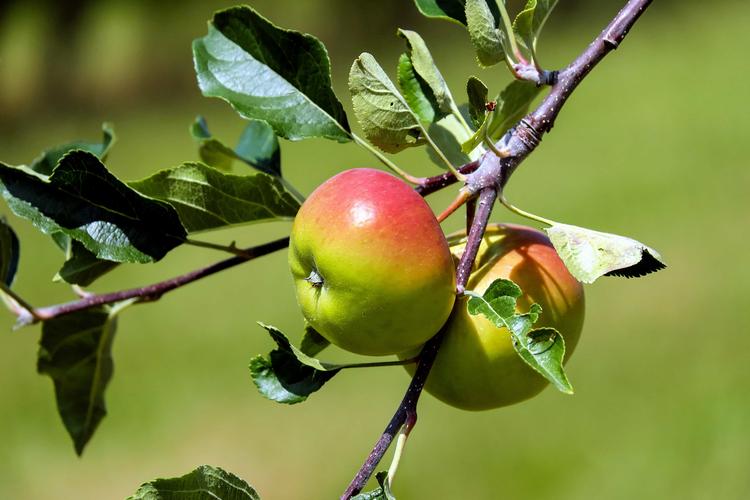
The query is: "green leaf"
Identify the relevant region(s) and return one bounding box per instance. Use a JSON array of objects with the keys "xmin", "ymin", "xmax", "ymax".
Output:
[
  {"xmin": 127, "ymin": 465, "xmax": 260, "ymax": 500},
  {"xmin": 545, "ymin": 223, "xmax": 666, "ymax": 284},
  {"xmin": 414, "ymin": 0, "xmax": 500, "ymax": 26},
  {"xmin": 191, "ymin": 116, "xmax": 281, "ymax": 176},
  {"xmin": 299, "ymin": 325, "xmax": 330, "ymax": 357},
  {"xmin": 466, "ymin": 76, "xmax": 489, "ymax": 129},
  {"xmin": 29, "ymin": 123, "xmax": 115, "ymax": 176},
  {"xmin": 397, "ymin": 29, "xmax": 454, "ymax": 114},
  {"xmin": 37, "ymin": 300, "xmax": 133, "ymax": 455},
  {"xmin": 193, "ymin": 6, "xmax": 350, "ymax": 142},
  {"xmin": 0, "ymin": 217, "xmax": 20, "ymax": 287},
  {"xmin": 55, "ymin": 240, "xmax": 119, "ymax": 287},
  {"xmin": 129, "ymin": 162, "xmax": 300, "ymax": 233},
  {"xmin": 466, "ymin": 278, "xmax": 573, "ymax": 394},
  {"xmin": 349, "ymin": 53, "xmax": 425, "ymax": 153},
  {"xmin": 249, "ymin": 323, "xmax": 341, "ymax": 404},
  {"xmin": 0, "ymin": 152, "xmax": 186, "ymax": 263},
  {"xmin": 397, "ymin": 54, "xmax": 438, "ymax": 125},
  {"xmin": 466, "ymin": 0, "xmax": 506, "ymax": 67},
  {"xmin": 487, "ymin": 80, "xmax": 542, "ymax": 140},
  {"xmin": 513, "ymin": 0, "xmax": 559, "ymax": 56}
]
